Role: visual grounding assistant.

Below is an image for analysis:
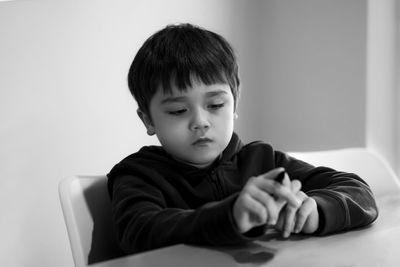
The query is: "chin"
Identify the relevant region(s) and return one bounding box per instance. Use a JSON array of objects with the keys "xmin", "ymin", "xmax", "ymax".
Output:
[{"xmin": 191, "ymin": 156, "xmax": 218, "ymax": 167}]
